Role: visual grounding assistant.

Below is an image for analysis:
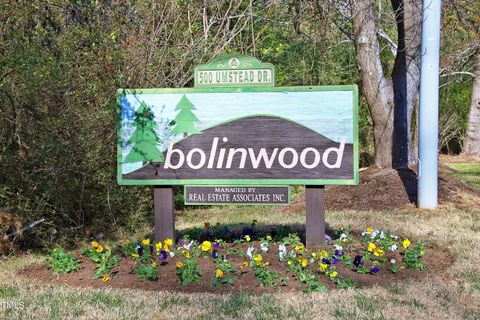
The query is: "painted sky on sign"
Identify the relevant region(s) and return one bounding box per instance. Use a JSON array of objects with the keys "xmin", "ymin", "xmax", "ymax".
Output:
[{"xmin": 121, "ymin": 90, "xmax": 354, "ymax": 174}]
